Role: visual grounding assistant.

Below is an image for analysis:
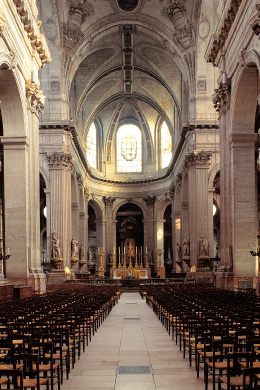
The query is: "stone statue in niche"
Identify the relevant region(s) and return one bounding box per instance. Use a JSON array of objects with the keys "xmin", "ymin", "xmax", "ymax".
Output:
[
  {"xmin": 200, "ymin": 235, "xmax": 209, "ymax": 257},
  {"xmin": 108, "ymin": 251, "xmax": 113, "ymax": 264},
  {"xmin": 71, "ymin": 237, "xmax": 78, "ymax": 258},
  {"xmin": 176, "ymin": 242, "xmax": 182, "ymax": 261},
  {"xmin": 148, "ymin": 249, "xmax": 153, "ymax": 265},
  {"xmin": 52, "ymin": 231, "xmax": 61, "ymax": 258},
  {"xmin": 79, "ymin": 244, "xmax": 85, "ymax": 260},
  {"xmin": 167, "ymin": 247, "xmax": 172, "ymax": 264},
  {"xmin": 182, "ymin": 237, "xmax": 190, "ymax": 257}
]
